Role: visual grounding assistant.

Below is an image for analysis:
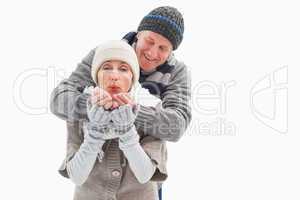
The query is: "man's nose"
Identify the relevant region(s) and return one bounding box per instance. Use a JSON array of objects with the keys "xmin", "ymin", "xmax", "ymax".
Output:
[{"xmin": 147, "ymin": 46, "xmax": 158, "ymax": 59}]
